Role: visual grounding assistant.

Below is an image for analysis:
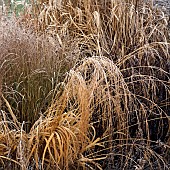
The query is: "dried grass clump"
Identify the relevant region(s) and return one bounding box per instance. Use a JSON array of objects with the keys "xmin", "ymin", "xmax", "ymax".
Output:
[
  {"xmin": 52, "ymin": 56, "xmax": 133, "ymax": 139},
  {"xmin": 49, "ymin": 56, "xmax": 133, "ymax": 169},
  {"xmin": 0, "ymin": 0, "xmax": 170, "ymax": 169},
  {"xmin": 28, "ymin": 0, "xmax": 169, "ymax": 56}
]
